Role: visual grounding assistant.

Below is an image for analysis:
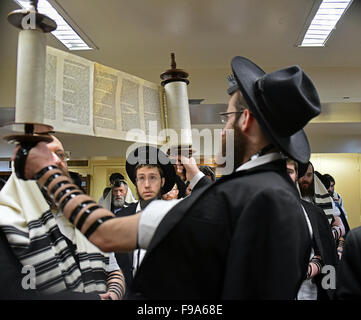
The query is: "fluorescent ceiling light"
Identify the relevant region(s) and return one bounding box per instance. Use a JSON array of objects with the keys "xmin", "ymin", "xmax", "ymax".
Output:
[
  {"xmin": 14, "ymin": 0, "xmax": 94, "ymax": 50},
  {"xmin": 299, "ymin": 0, "xmax": 353, "ymax": 47}
]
